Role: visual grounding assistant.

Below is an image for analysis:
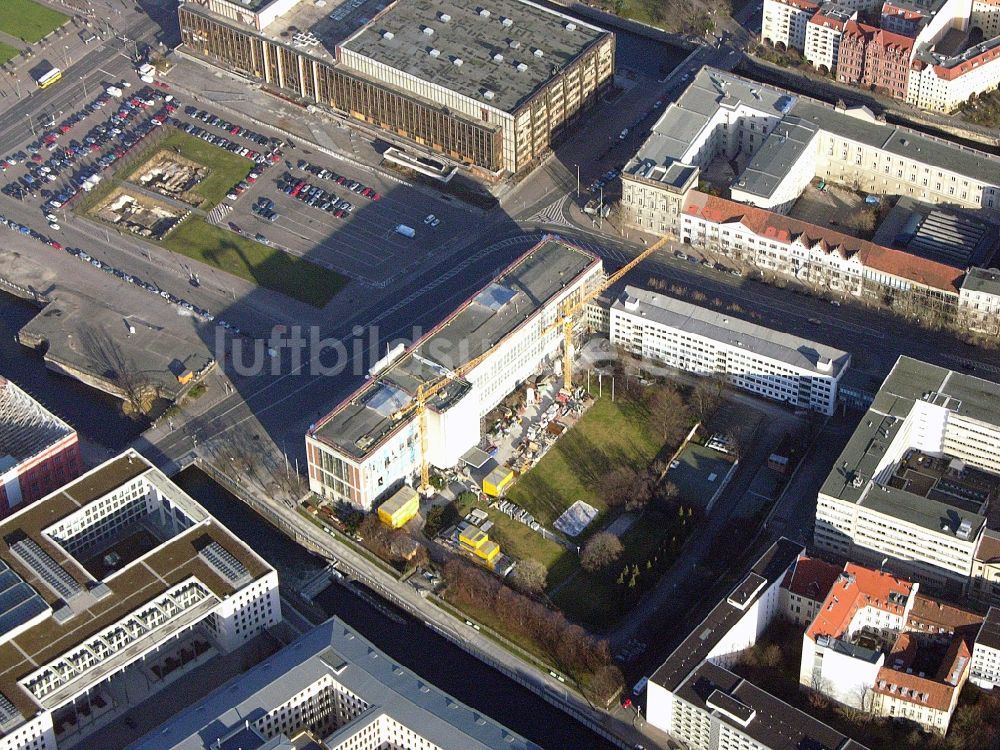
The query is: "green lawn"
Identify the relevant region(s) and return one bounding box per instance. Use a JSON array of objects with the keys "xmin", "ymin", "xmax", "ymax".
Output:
[
  {"xmin": 162, "ymin": 218, "xmax": 346, "ymax": 307},
  {"xmin": 0, "ymin": 42, "xmax": 21, "ymax": 66},
  {"xmin": 0, "ymin": 0, "xmax": 68, "ymax": 43},
  {"xmin": 454, "ymin": 493, "xmax": 576, "ymax": 587},
  {"xmin": 551, "ymin": 509, "xmax": 690, "ymax": 630},
  {"xmin": 132, "ymin": 130, "xmax": 252, "ymax": 209},
  {"xmin": 506, "ymin": 394, "xmax": 661, "ymax": 527}
]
